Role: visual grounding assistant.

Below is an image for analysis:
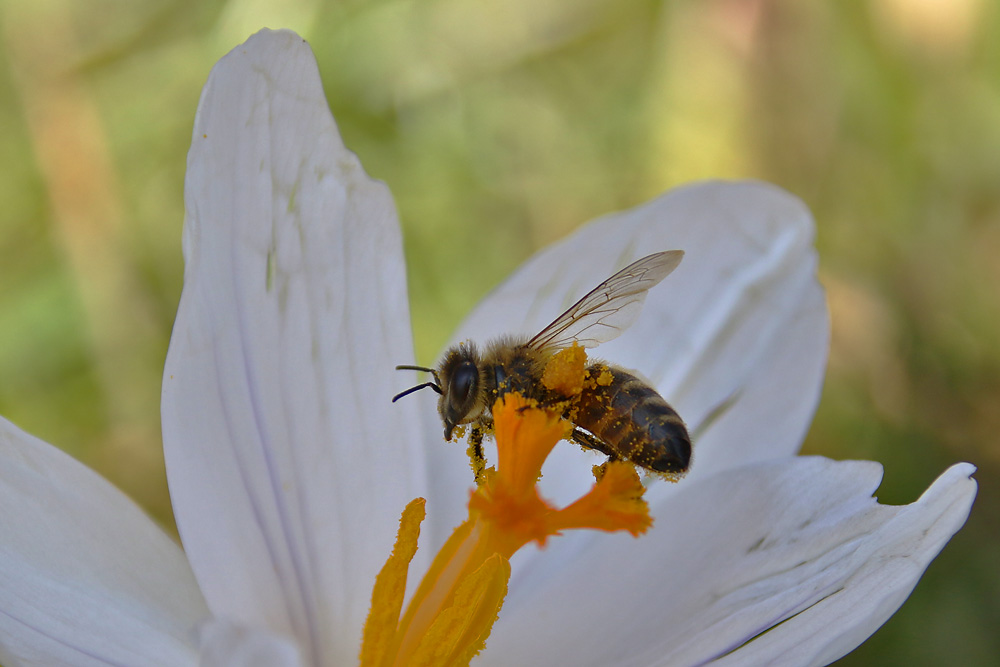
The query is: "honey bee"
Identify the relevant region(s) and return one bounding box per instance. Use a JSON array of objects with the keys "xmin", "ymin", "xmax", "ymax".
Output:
[{"xmin": 393, "ymin": 251, "xmax": 691, "ymax": 483}]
